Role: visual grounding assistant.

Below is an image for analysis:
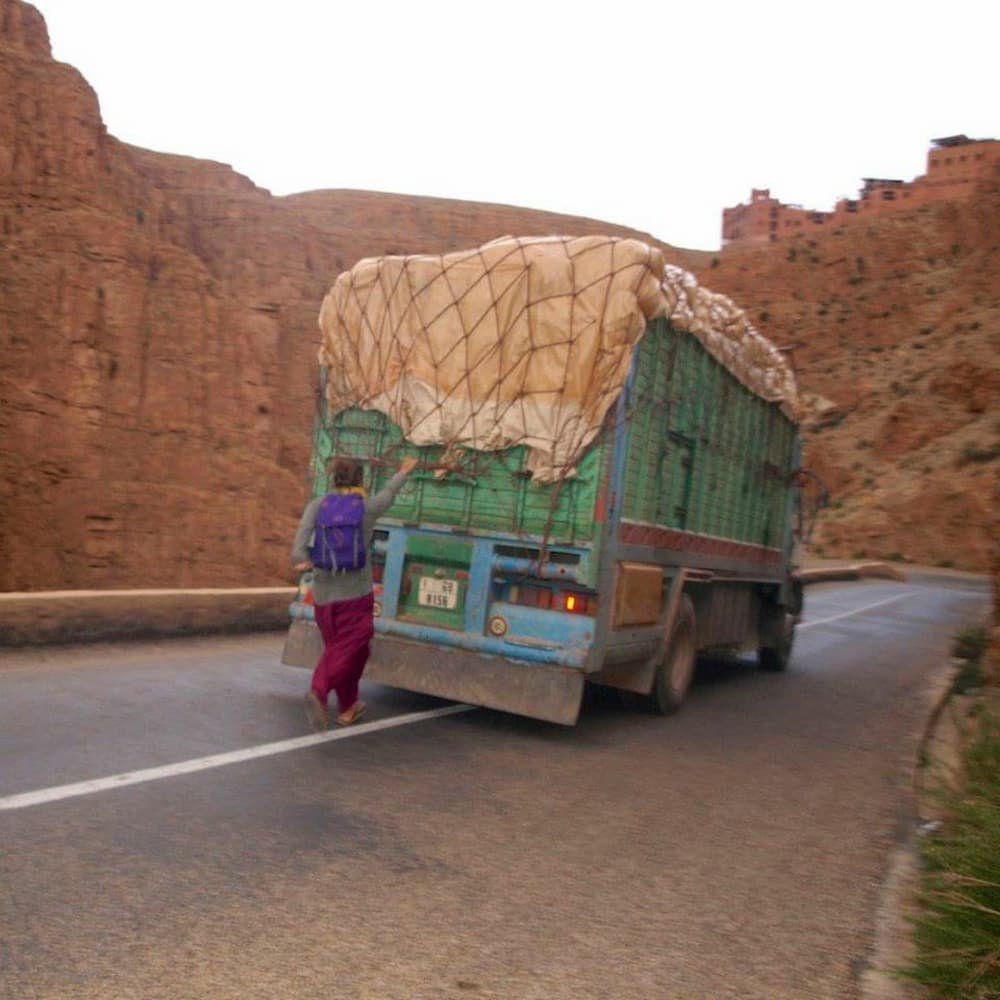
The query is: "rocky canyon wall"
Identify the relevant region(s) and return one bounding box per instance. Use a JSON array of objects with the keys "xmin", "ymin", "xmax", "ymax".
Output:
[
  {"xmin": 678, "ymin": 186, "xmax": 999, "ymax": 572},
  {"xmin": 2, "ymin": 0, "xmax": 996, "ymax": 589},
  {"xmin": 0, "ymin": 0, "xmax": 669, "ymax": 590}
]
